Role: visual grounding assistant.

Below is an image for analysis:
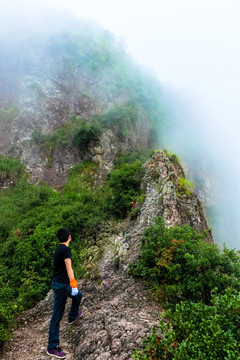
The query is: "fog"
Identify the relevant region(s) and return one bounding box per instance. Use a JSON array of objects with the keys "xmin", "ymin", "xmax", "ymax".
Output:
[{"xmin": 1, "ymin": 0, "xmax": 240, "ymax": 249}]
